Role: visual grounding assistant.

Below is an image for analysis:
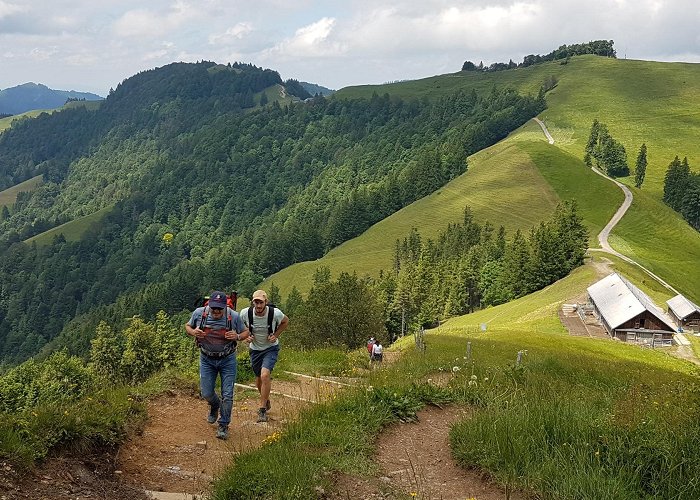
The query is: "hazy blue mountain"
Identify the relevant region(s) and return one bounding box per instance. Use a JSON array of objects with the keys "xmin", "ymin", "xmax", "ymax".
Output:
[
  {"xmin": 300, "ymin": 81, "xmax": 334, "ymax": 96},
  {"xmin": 0, "ymin": 82, "xmax": 103, "ymax": 115}
]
